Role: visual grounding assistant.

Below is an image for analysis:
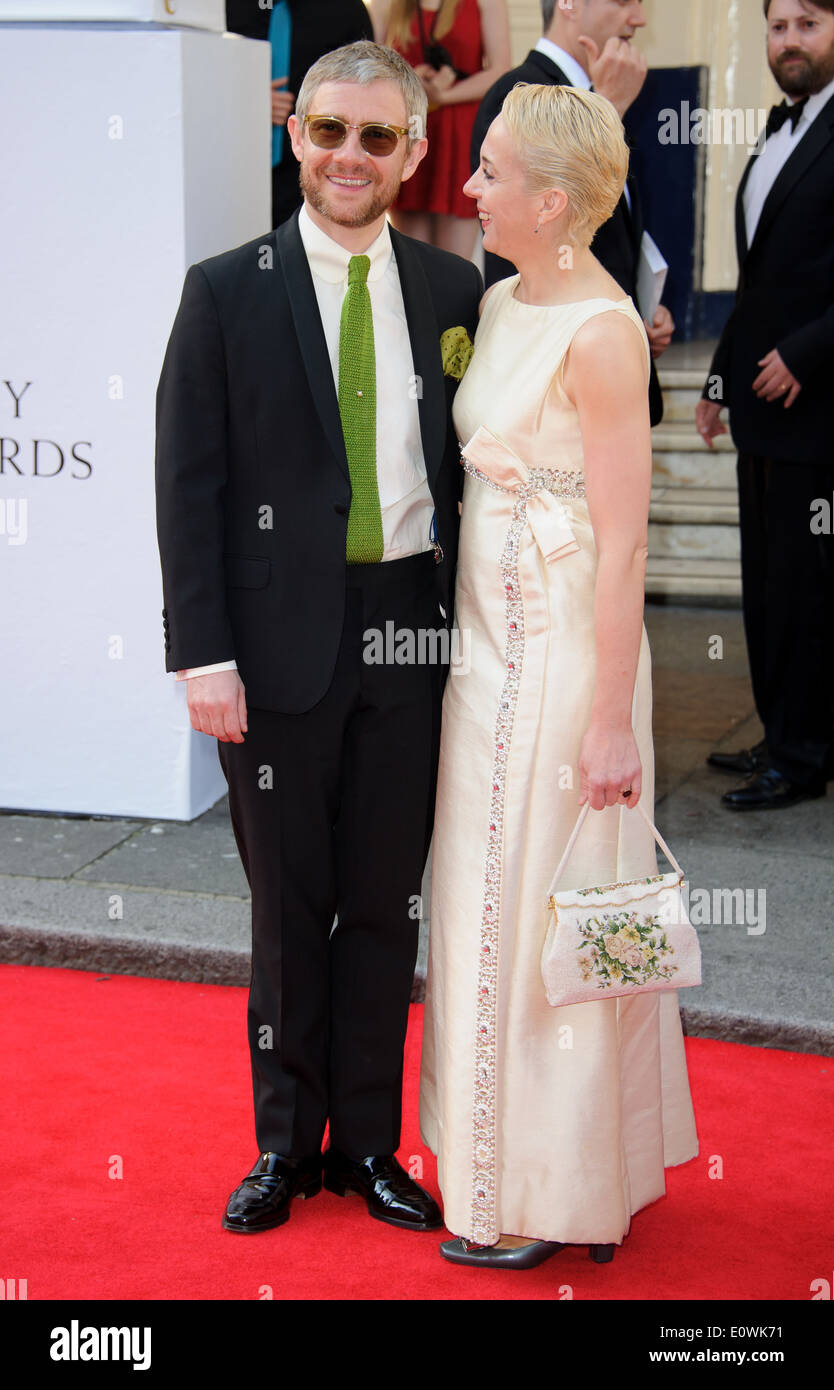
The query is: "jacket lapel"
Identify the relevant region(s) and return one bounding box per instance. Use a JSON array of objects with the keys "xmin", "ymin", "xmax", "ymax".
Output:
[
  {"xmin": 745, "ymin": 91, "xmax": 834, "ymax": 261},
  {"xmin": 735, "ymin": 155, "xmax": 755, "ymax": 263},
  {"xmin": 274, "ymin": 211, "xmax": 350, "ymax": 481},
  {"xmin": 389, "ymin": 227, "xmax": 446, "ymax": 489}
]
